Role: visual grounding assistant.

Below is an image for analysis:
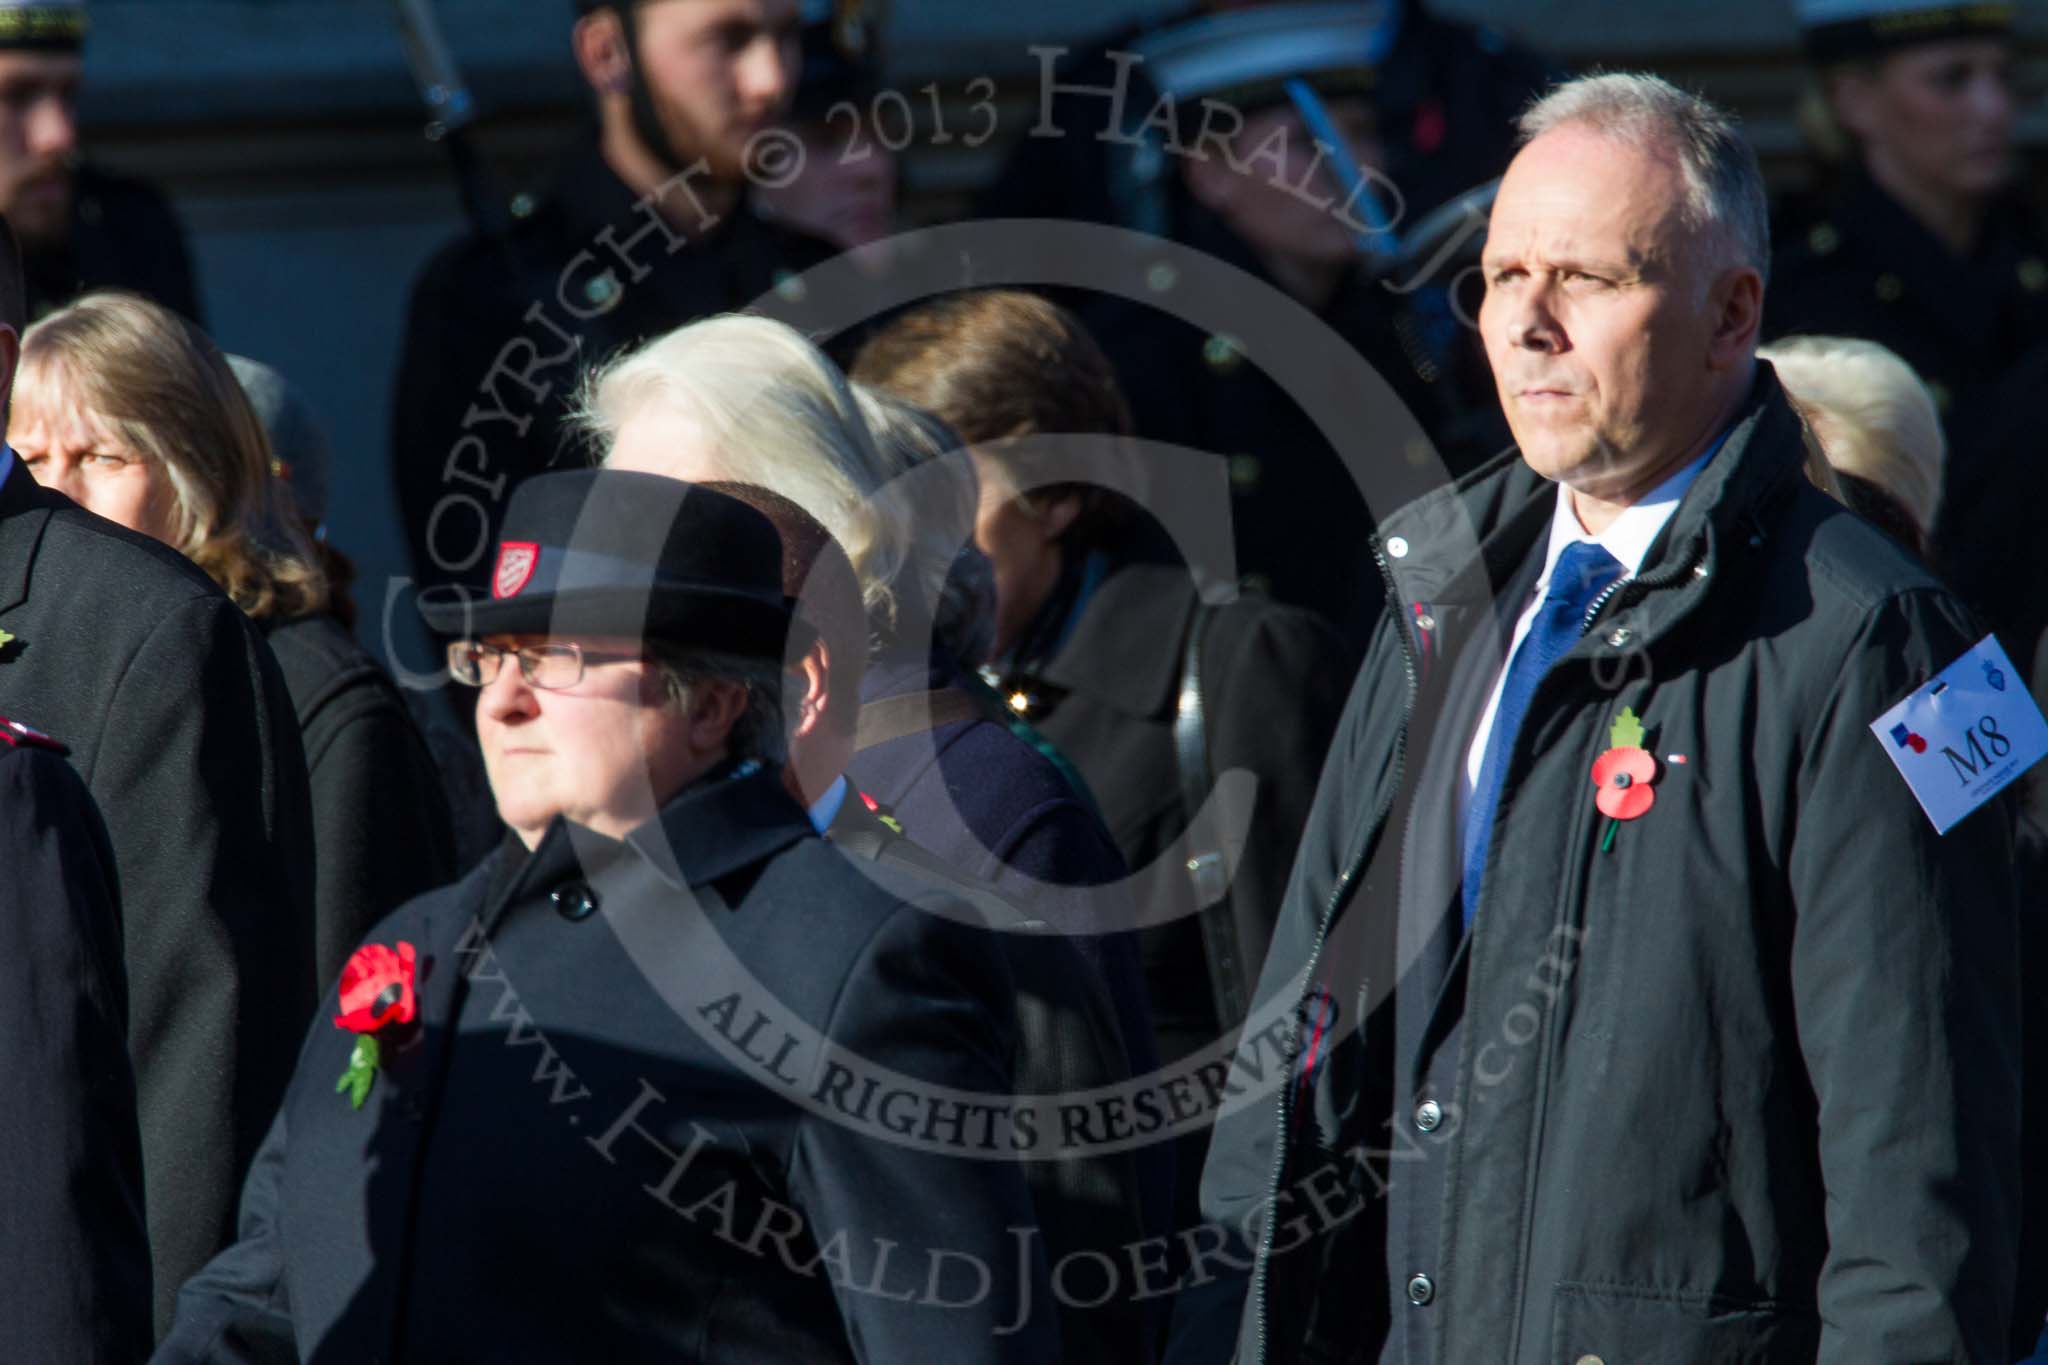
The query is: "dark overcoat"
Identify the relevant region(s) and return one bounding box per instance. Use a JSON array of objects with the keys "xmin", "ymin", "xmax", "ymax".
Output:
[
  {"xmin": 1001, "ymin": 562, "xmax": 1358, "ymax": 1241},
  {"xmin": 264, "ymin": 611, "xmax": 457, "ymax": 987},
  {"xmin": 157, "ymin": 767, "xmax": 1059, "ymax": 1365},
  {"xmin": 1174, "ymin": 367, "xmax": 2021, "ymax": 1365},
  {"xmin": 0, "ymin": 735, "xmax": 151, "ymax": 1363},
  {"xmin": 829, "ymin": 793, "xmax": 1155, "ymax": 1364},
  {"xmin": 0, "ymin": 459, "xmax": 317, "ymax": 1332}
]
